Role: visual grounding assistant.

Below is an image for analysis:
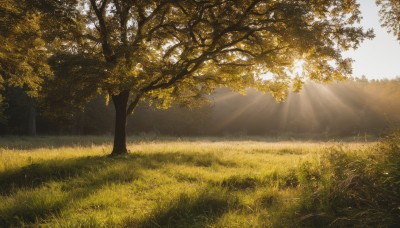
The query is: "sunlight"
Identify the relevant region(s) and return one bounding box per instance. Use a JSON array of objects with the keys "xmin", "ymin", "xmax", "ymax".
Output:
[
  {"xmin": 260, "ymin": 72, "xmax": 275, "ymax": 81},
  {"xmin": 299, "ymin": 83, "xmax": 359, "ymax": 132},
  {"xmin": 270, "ymin": 82, "xmax": 361, "ymax": 133},
  {"xmin": 290, "ymin": 59, "xmax": 305, "ymax": 77},
  {"xmin": 210, "ymin": 82, "xmax": 361, "ymax": 135},
  {"xmin": 212, "ymin": 91, "xmax": 264, "ymax": 132},
  {"xmin": 308, "ymin": 83, "xmax": 356, "ymax": 117},
  {"xmin": 212, "ymin": 89, "xmax": 240, "ymax": 103},
  {"xmin": 259, "ymin": 59, "xmax": 305, "ymax": 82}
]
